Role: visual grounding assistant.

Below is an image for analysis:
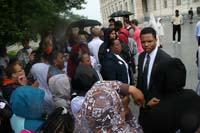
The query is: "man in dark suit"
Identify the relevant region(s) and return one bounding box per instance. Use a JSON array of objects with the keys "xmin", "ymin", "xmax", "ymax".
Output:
[
  {"xmin": 136, "ymin": 27, "xmax": 171, "ymax": 132},
  {"xmin": 139, "ymin": 57, "xmax": 200, "ymax": 133}
]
